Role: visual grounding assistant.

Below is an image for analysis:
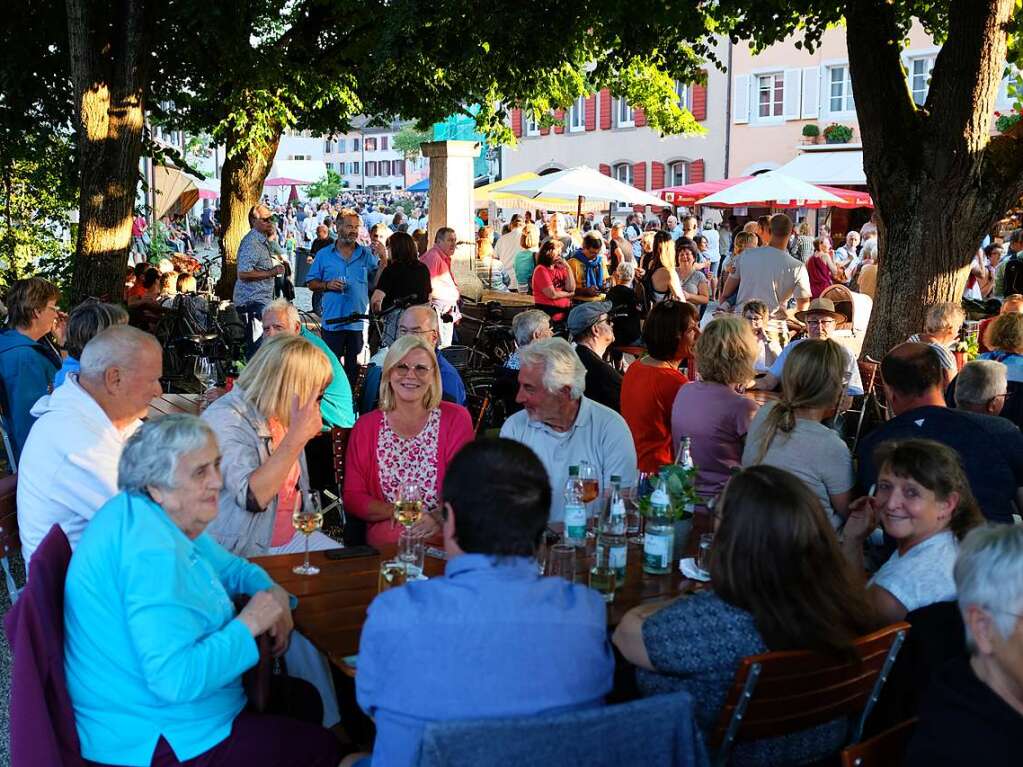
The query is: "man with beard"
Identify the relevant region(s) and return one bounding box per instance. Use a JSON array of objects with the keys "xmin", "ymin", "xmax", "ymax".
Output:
[{"xmin": 306, "ymin": 209, "xmax": 378, "ymax": 386}]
